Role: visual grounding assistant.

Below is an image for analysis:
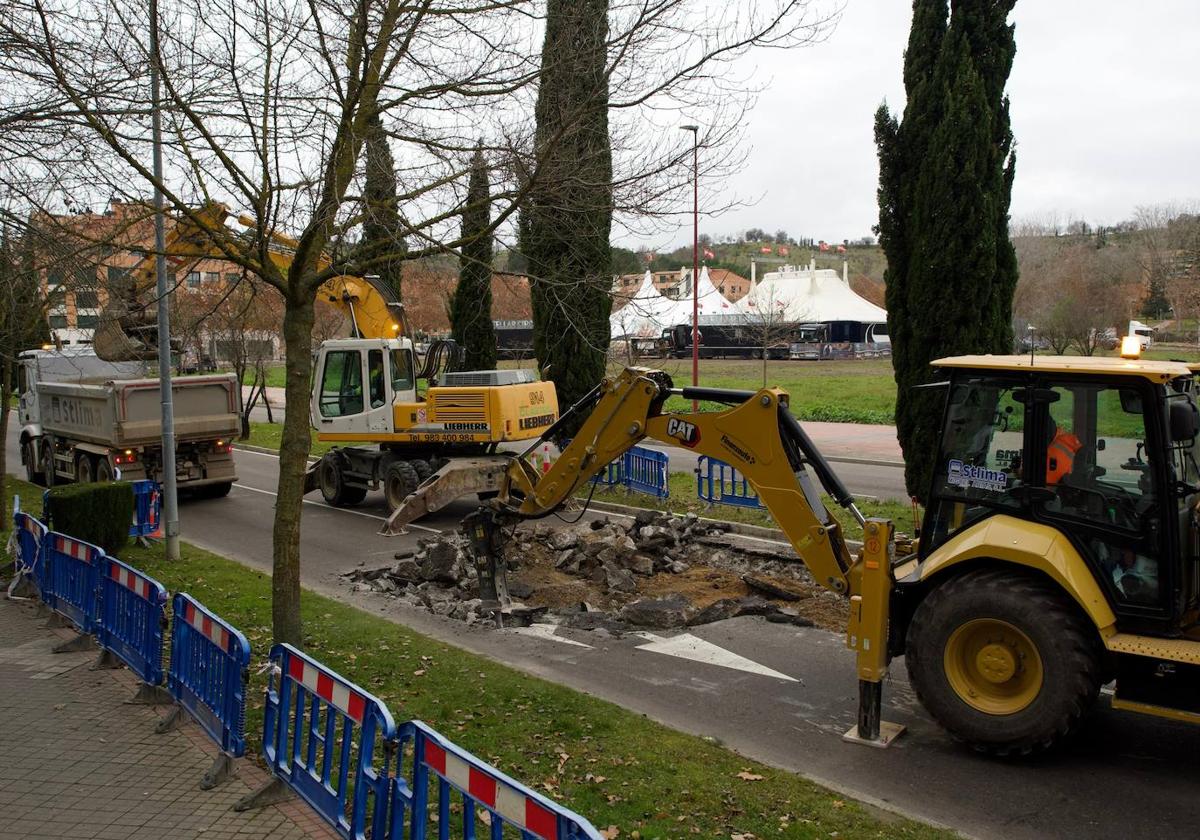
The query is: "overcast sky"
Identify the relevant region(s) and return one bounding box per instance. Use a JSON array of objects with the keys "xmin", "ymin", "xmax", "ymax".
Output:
[{"xmin": 632, "ymin": 0, "xmax": 1200, "ymax": 249}]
